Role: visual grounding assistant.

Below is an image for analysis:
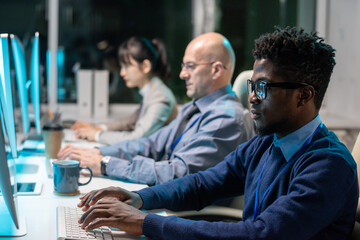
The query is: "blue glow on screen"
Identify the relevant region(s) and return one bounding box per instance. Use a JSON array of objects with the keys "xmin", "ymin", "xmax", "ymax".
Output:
[
  {"xmin": 30, "ymin": 32, "xmax": 41, "ymax": 134},
  {"xmin": 0, "ymin": 34, "xmax": 18, "ymax": 159}
]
